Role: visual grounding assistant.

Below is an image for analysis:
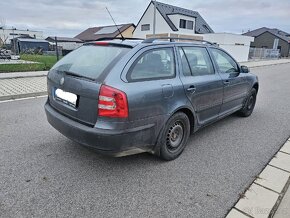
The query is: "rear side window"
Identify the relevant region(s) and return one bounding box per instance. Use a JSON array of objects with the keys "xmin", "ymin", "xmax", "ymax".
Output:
[
  {"xmin": 210, "ymin": 48, "xmax": 238, "ymax": 73},
  {"xmin": 179, "ymin": 47, "xmax": 214, "ymax": 76},
  {"xmin": 127, "ymin": 48, "xmax": 175, "ymax": 81},
  {"xmin": 50, "ymin": 45, "xmax": 129, "ymax": 80}
]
